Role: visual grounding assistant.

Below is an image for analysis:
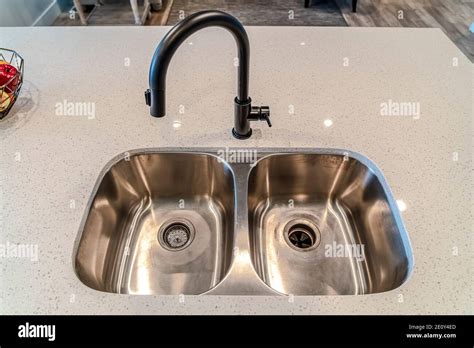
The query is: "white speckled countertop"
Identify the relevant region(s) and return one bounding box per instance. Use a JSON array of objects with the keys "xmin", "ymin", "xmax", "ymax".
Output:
[{"xmin": 0, "ymin": 26, "xmax": 472, "ymax": 314}]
